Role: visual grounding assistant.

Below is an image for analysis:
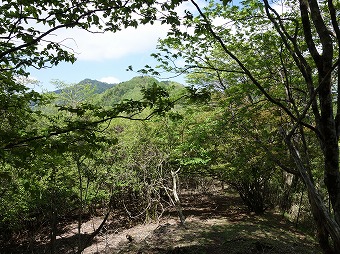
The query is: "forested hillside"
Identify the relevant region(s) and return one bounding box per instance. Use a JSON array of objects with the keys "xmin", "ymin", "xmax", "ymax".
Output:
[
  {"xmin": 0, "ymin": 74, "xmax": 319, "ymax": 253},
  {"xmin": 1, "ymin": 0, "xmax": 340, "ymax": 253},
  {"xmin": 54, "ymin": 79, "xmax": 116, "ymax": 95},
  {"xmin": 95, "ymin": 76, "xmax": 184, "ymax": 105}
]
